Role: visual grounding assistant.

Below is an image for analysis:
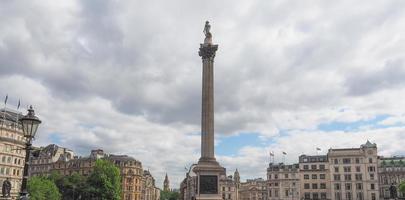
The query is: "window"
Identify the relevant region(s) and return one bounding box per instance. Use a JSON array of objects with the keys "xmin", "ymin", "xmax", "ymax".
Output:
[
  {"xmin": 334, "ymin": 174, "xmax": 340, "ymax": 181},
  {"xmin": 320, "ymin": 164, "xmax": 325, "ymax": 170},
  {"xmin": 321, "ymin": 193, "xmax": 327, "ymax": 199},
  {"xmin": 275, "ymin": 190, "xmax": 279, "ymax": 197},
  {"xmin": 356, "ymin": 192, "xmax": 364, "ymax": 200},
  {"xmin": 334, "ymin": 159, "xmax": 339, "ymax": 164},
  {"xmin": 275, "ymin": 182, "xmax": 279, "ymax": 186},
  {"xmin": 305, "ymin": 193, "xmax": 311, "ymax": 199},
  {"xmin": 371, "ymin": 184, "xmax": 375, "ymax": 190},
  {"xmin": 371, "ymin": 193, "xmax": 376, "ymax": 200},
  {"xmin": 369, "ymin": 158, "xmax": 373, "ymax": 163},
  {"xmin": 355, "ymin": 158, "xmax": 360, "ymax": 163},
  {"xmin": 304, "ymin": 174, "xmax": 309, "ymax": 179},
  {"xmin": 343, "ymin": 158, "xmax": 351, "ymax": 164},
  {"xmin": 285, "ymin": 189, "xmax": 289, "ymax": 197},
  {"xmin": 344, "ymin": 174, "xmax": 352, "ymax": 181},
  {"xmin": 320, "ymin": 174, "xmax": 326, "ymax": 179},
  {"xmin": 312, "ymin": 183, "xmax": 318, "ymax": 189},
  {"xmin": 334, "ymin": 167, "xmax": 339, "ymax": 172},
  {"xmin": 356, "ymin": 166, "xmax": 361, "ymax": 172},
  {"xmin": 320, "ymin": 183, "xmax": 326, "ymax": 189},
  {"xmin": 268, "ymin": 174, "xmax": 271, "ymax": 179},
  {"xmin": 304, "ymin": 184, "xmax": 310, "ymax": 189},
  {"xmin": 356, "ymin": 183, "xmax": 363, "ymax": 190},
  {"xmin": 285, "ymin": 174, "xmax": 288, "ymax": 178},
  {"xmin": 355, "ymin": 174, "xmax": 362, "ymax": 181},
  {"xmin": 368, "ymin": 166, "xmax": 376, "ymax": 172},
  {"xmin": 346, "ymin": 192, "xmax": 352, "ymax": 200},
  {"xmin": 312, "ymin": 174, "xmax": 317, "ymax": 179},
  {"xmin": 335, "ymin": 192, "xmax": 341, "ymax": 200},
  {"xmin": 304, "ymin": 165, "xmax": 309, "ymax": 170},
  {"xmin": 313, "ymin": 193, "xmax": 319, "ymax": 200},
  {"xmin": 275, "ymin": 174, "xmax": 278, "ymax": 179},
  {"xmin": 345, "ymin": 183, "xmax": 352, "ymax": 190},
  {"xmin": 370, "ymin": 173, "xmax": 374, "ymax": 180},
  {"xmin": 344, "ymin": 166, "xmax": 351, "ymax": 172}
]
